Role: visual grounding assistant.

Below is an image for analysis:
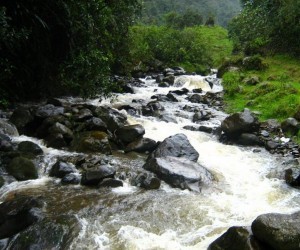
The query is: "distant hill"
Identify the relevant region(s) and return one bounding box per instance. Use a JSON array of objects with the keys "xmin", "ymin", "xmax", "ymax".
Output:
[{"xmin": 140, "ymin": 0, "xmax": 241, "ymax": 27}]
